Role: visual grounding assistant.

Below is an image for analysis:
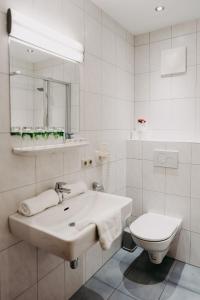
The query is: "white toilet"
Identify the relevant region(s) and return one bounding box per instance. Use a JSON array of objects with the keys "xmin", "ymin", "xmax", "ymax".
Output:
[{"xmin": 130, "ymin": 213, "xmax": 182, "ymax": 264}]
